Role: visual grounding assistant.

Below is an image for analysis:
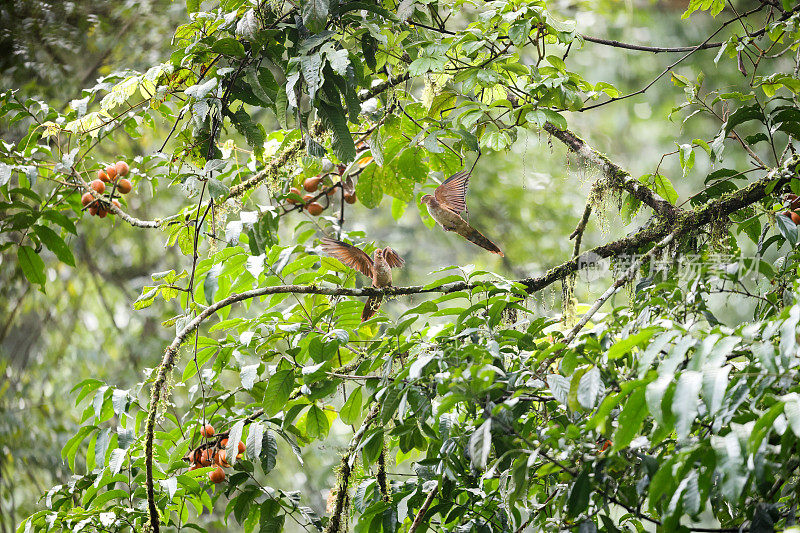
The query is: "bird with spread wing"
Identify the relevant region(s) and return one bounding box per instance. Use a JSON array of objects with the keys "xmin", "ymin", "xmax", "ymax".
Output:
[
  {"xmin": 420, "ymin": 170, "xmax": 504, "ymax": 256},
  {"xmin": 319, "ymin": 237, "xmax": 405, "ymax": 321}
]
